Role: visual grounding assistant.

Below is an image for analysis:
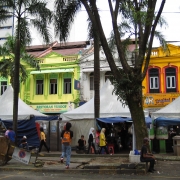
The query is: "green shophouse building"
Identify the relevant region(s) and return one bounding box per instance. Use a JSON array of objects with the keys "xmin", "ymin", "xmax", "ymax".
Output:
[{"xmin": 0, "ymin": 41, "xmax": 89, "ymax": 115}]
